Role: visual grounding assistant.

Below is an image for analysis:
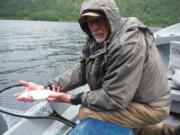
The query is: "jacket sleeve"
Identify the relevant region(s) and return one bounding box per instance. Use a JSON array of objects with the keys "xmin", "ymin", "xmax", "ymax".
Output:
[
  {"xmin": 75, "ymin": 28, "xmax": 148, "ymax": 111},
  {"xmin": 48, "ymin": 62, "xmax": 87, "ymax": 92}
]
